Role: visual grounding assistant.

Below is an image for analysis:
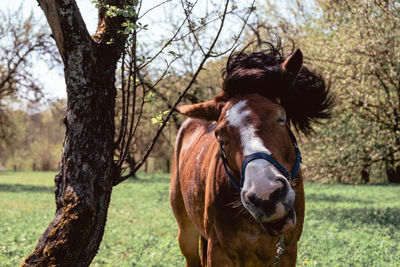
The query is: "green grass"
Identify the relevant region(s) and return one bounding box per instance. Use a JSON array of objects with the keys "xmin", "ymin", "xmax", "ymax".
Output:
[
  {"xmin": 1, "ymin": 172, "xmax": 399, "ymax": 266},
  {"xmin": 298, "ymin": 183, "xmax": 400, "ymax": 266}
]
